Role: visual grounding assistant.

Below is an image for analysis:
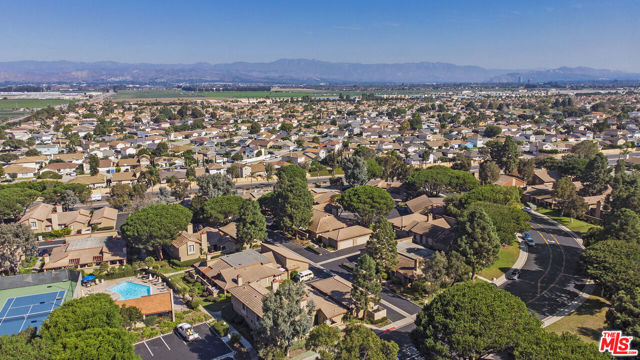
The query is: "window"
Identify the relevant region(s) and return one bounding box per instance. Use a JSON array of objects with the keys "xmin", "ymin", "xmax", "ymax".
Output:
[
  {"xmin": 30, "ymin": 221, "xmax": 37, "ymax": 229},
  {"xmin": 187, "ymin": 244, "xmax": 195, "ymax": 255}
]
